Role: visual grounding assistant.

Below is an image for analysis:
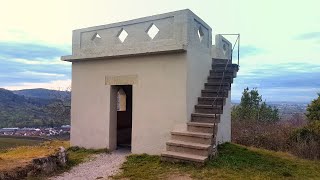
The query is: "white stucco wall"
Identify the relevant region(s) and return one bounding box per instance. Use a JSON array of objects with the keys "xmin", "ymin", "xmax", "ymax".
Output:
[
  {"xmin": 216, "ymin": 91, "xmax": 232, "ymax": 143},
  {"xmin": 70, "ymin": 53, "xmax": 187, "ymax": 154}
]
